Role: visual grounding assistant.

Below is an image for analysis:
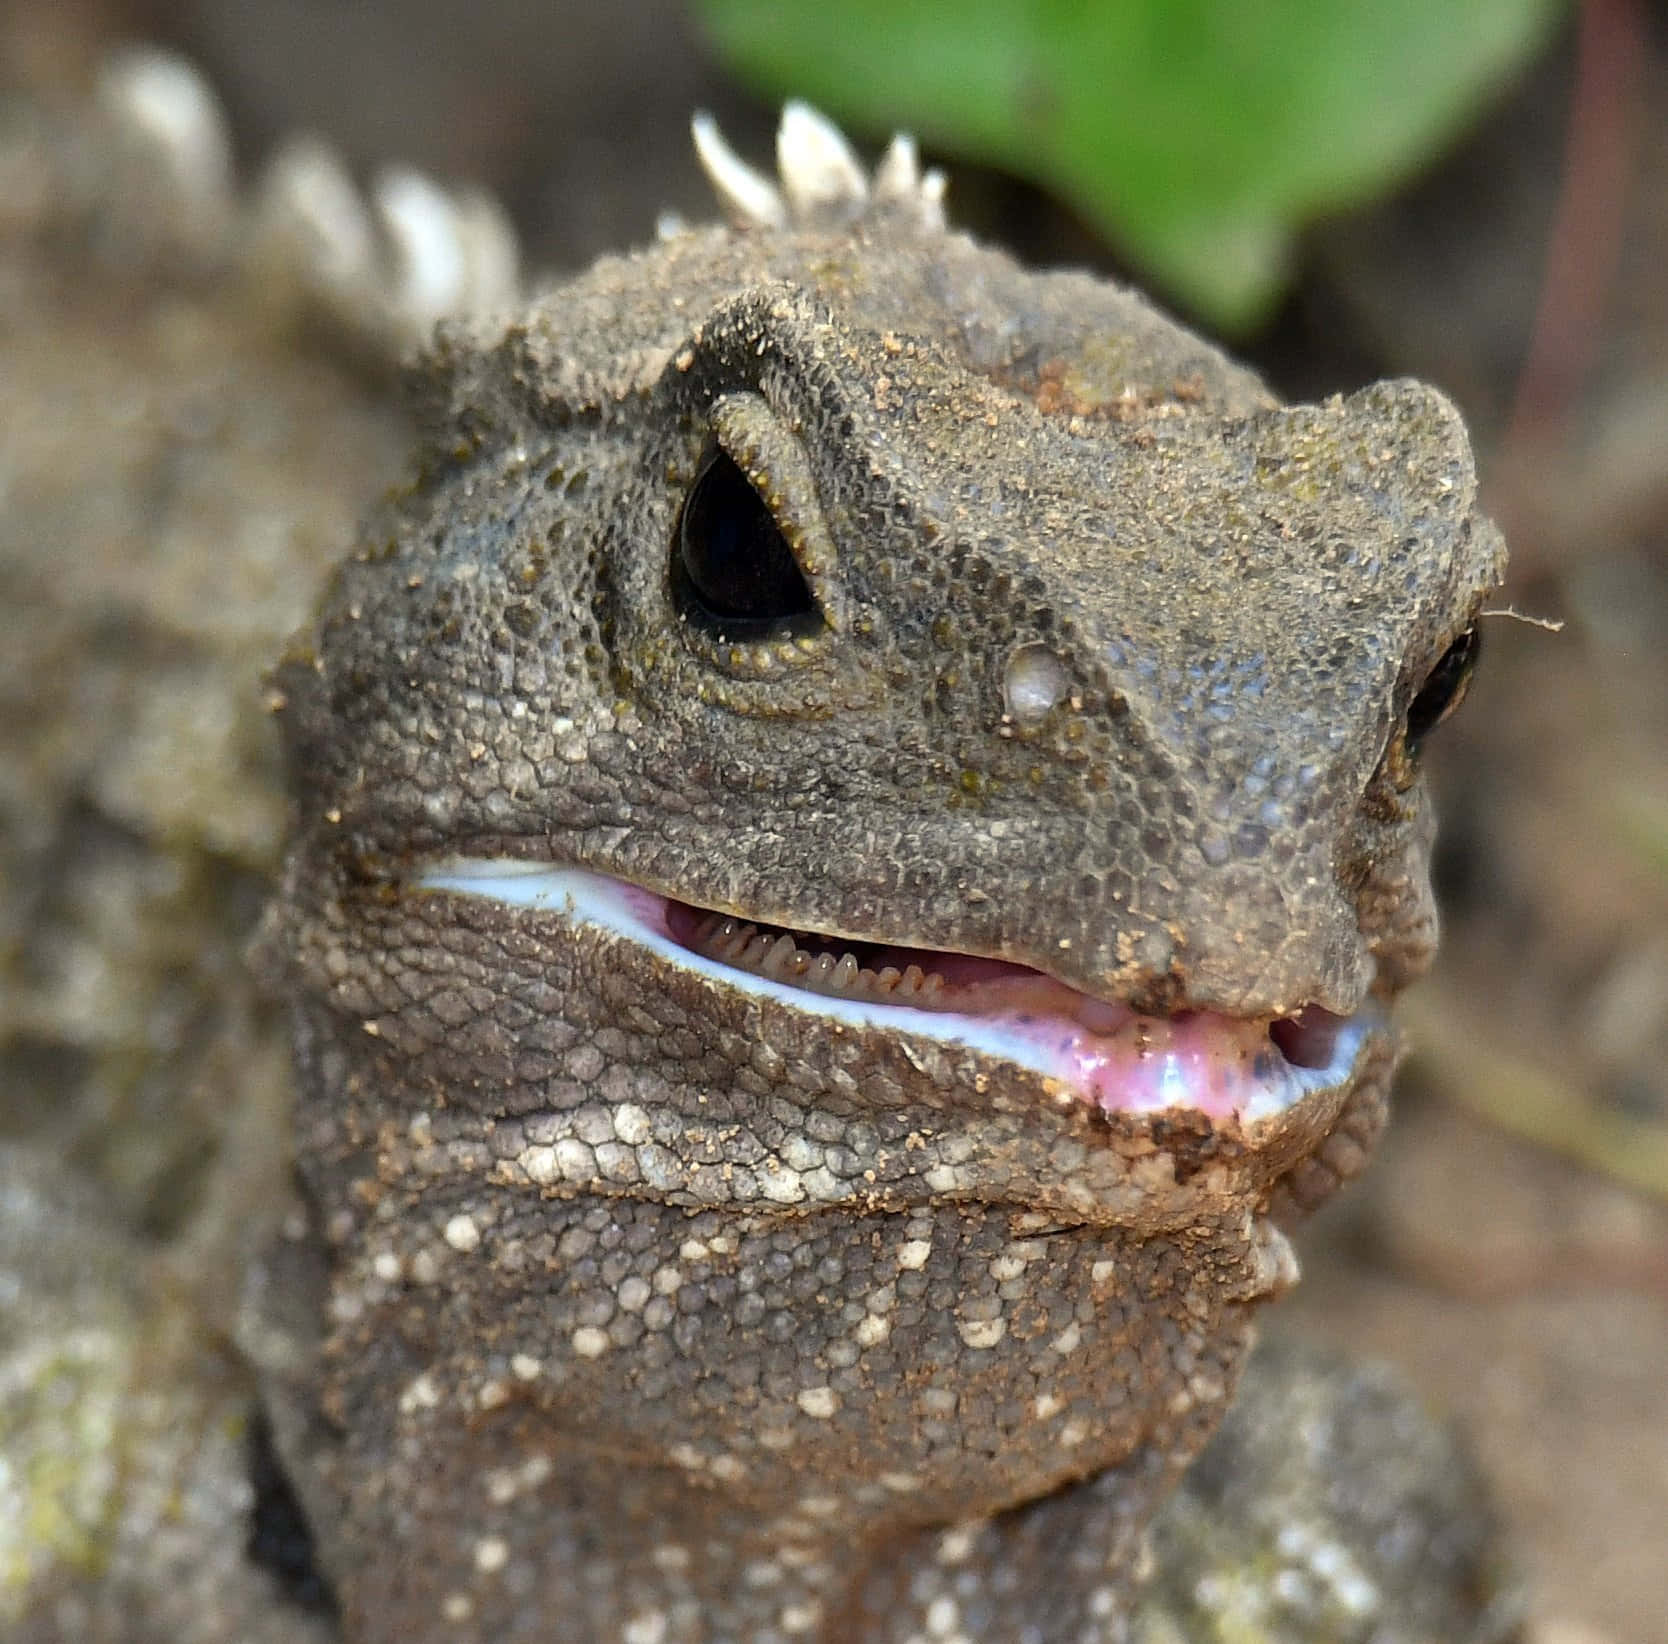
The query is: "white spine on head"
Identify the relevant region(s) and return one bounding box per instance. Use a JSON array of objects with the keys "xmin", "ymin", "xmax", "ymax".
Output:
[
  {"xmin": 97, "ymin": 48, "xmax": 235, "ymax": 223},
  {"xmin": 253, "ymin": 141, "xmax": 520, "ymax": 353},
  {"xmin": 776, "ymin": 100, "xmax": 869, "ymax": 219},
  {"xmin": 872, "ymin": 133, "xmax": 920, "ymax": 199},
  {"xmin": 691, "ymin": 104, "xmax": 948, "ymax": 233},
  {"xmin": 692, "ymin": 112, "xmax": 789, "ymax": 229}
]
